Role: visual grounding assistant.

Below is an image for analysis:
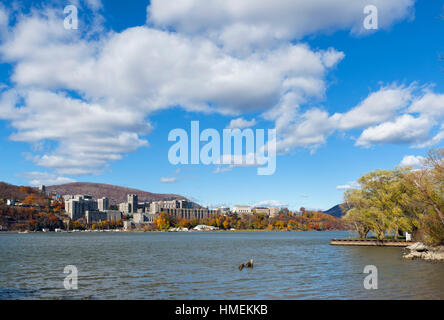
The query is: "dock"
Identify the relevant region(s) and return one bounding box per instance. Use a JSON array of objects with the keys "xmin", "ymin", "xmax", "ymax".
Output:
[{"xmin": 330, "ymin": 239, "xmax": 415, "ymax": 247}]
